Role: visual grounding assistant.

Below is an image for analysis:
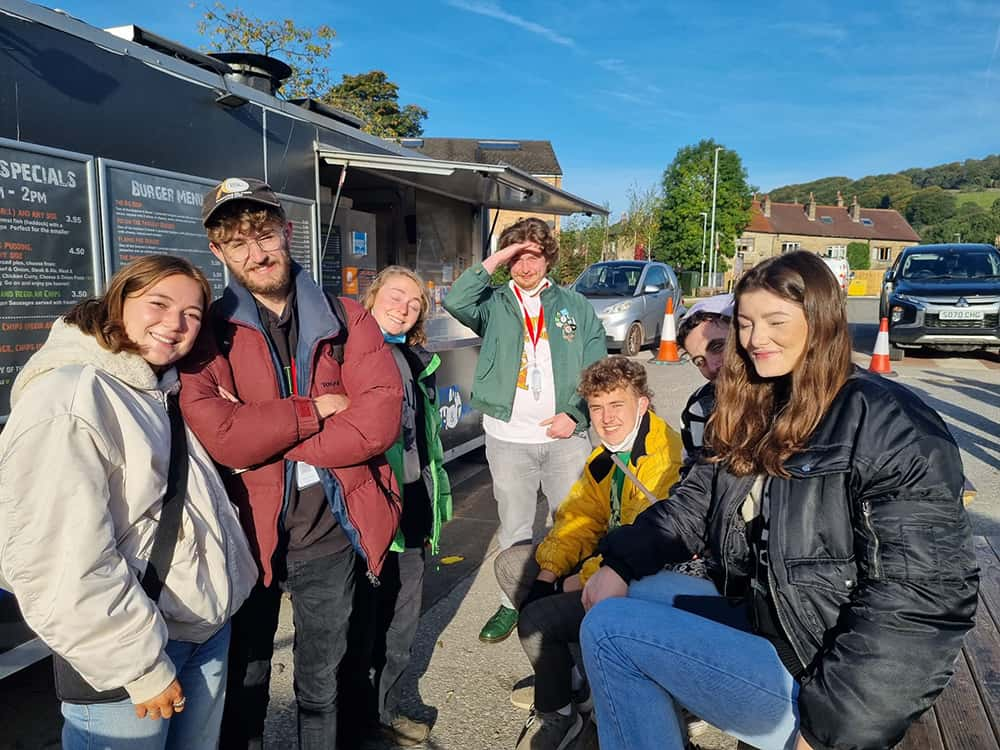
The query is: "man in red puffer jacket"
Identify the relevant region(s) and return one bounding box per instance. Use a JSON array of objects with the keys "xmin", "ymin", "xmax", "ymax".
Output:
[{"xmin": 179, "ymin": 177, "xmax": 402, "ymax": 750}]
